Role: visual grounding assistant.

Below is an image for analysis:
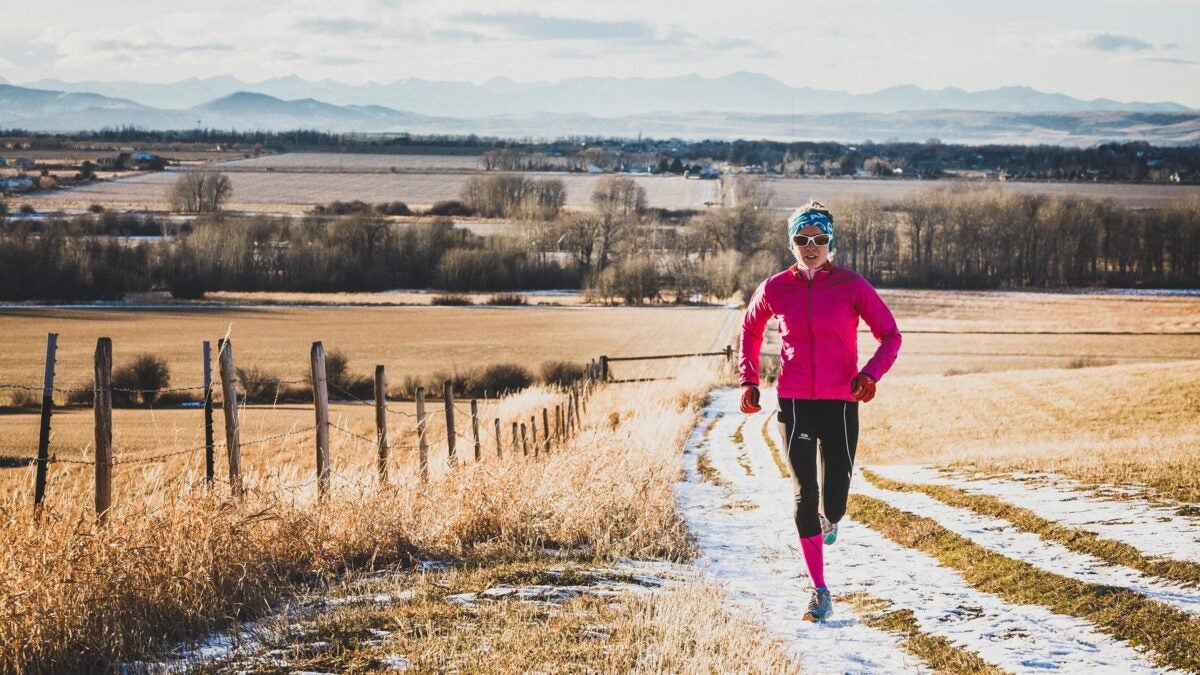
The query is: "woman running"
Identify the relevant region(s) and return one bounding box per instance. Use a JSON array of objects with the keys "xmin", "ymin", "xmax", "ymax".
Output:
[{"xmin": 738, "ymin": 201, "xmax": 901, "ymax": 623}]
